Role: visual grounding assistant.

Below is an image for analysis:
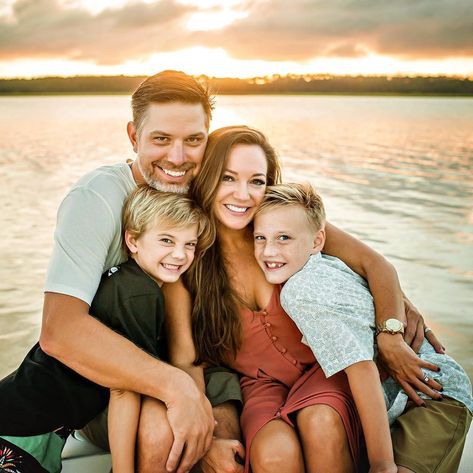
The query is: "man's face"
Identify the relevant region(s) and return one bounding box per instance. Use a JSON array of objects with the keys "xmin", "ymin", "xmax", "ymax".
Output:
[{"xmin": 128, "ymin": 102, "xmax": 208, "ymax": 193}]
